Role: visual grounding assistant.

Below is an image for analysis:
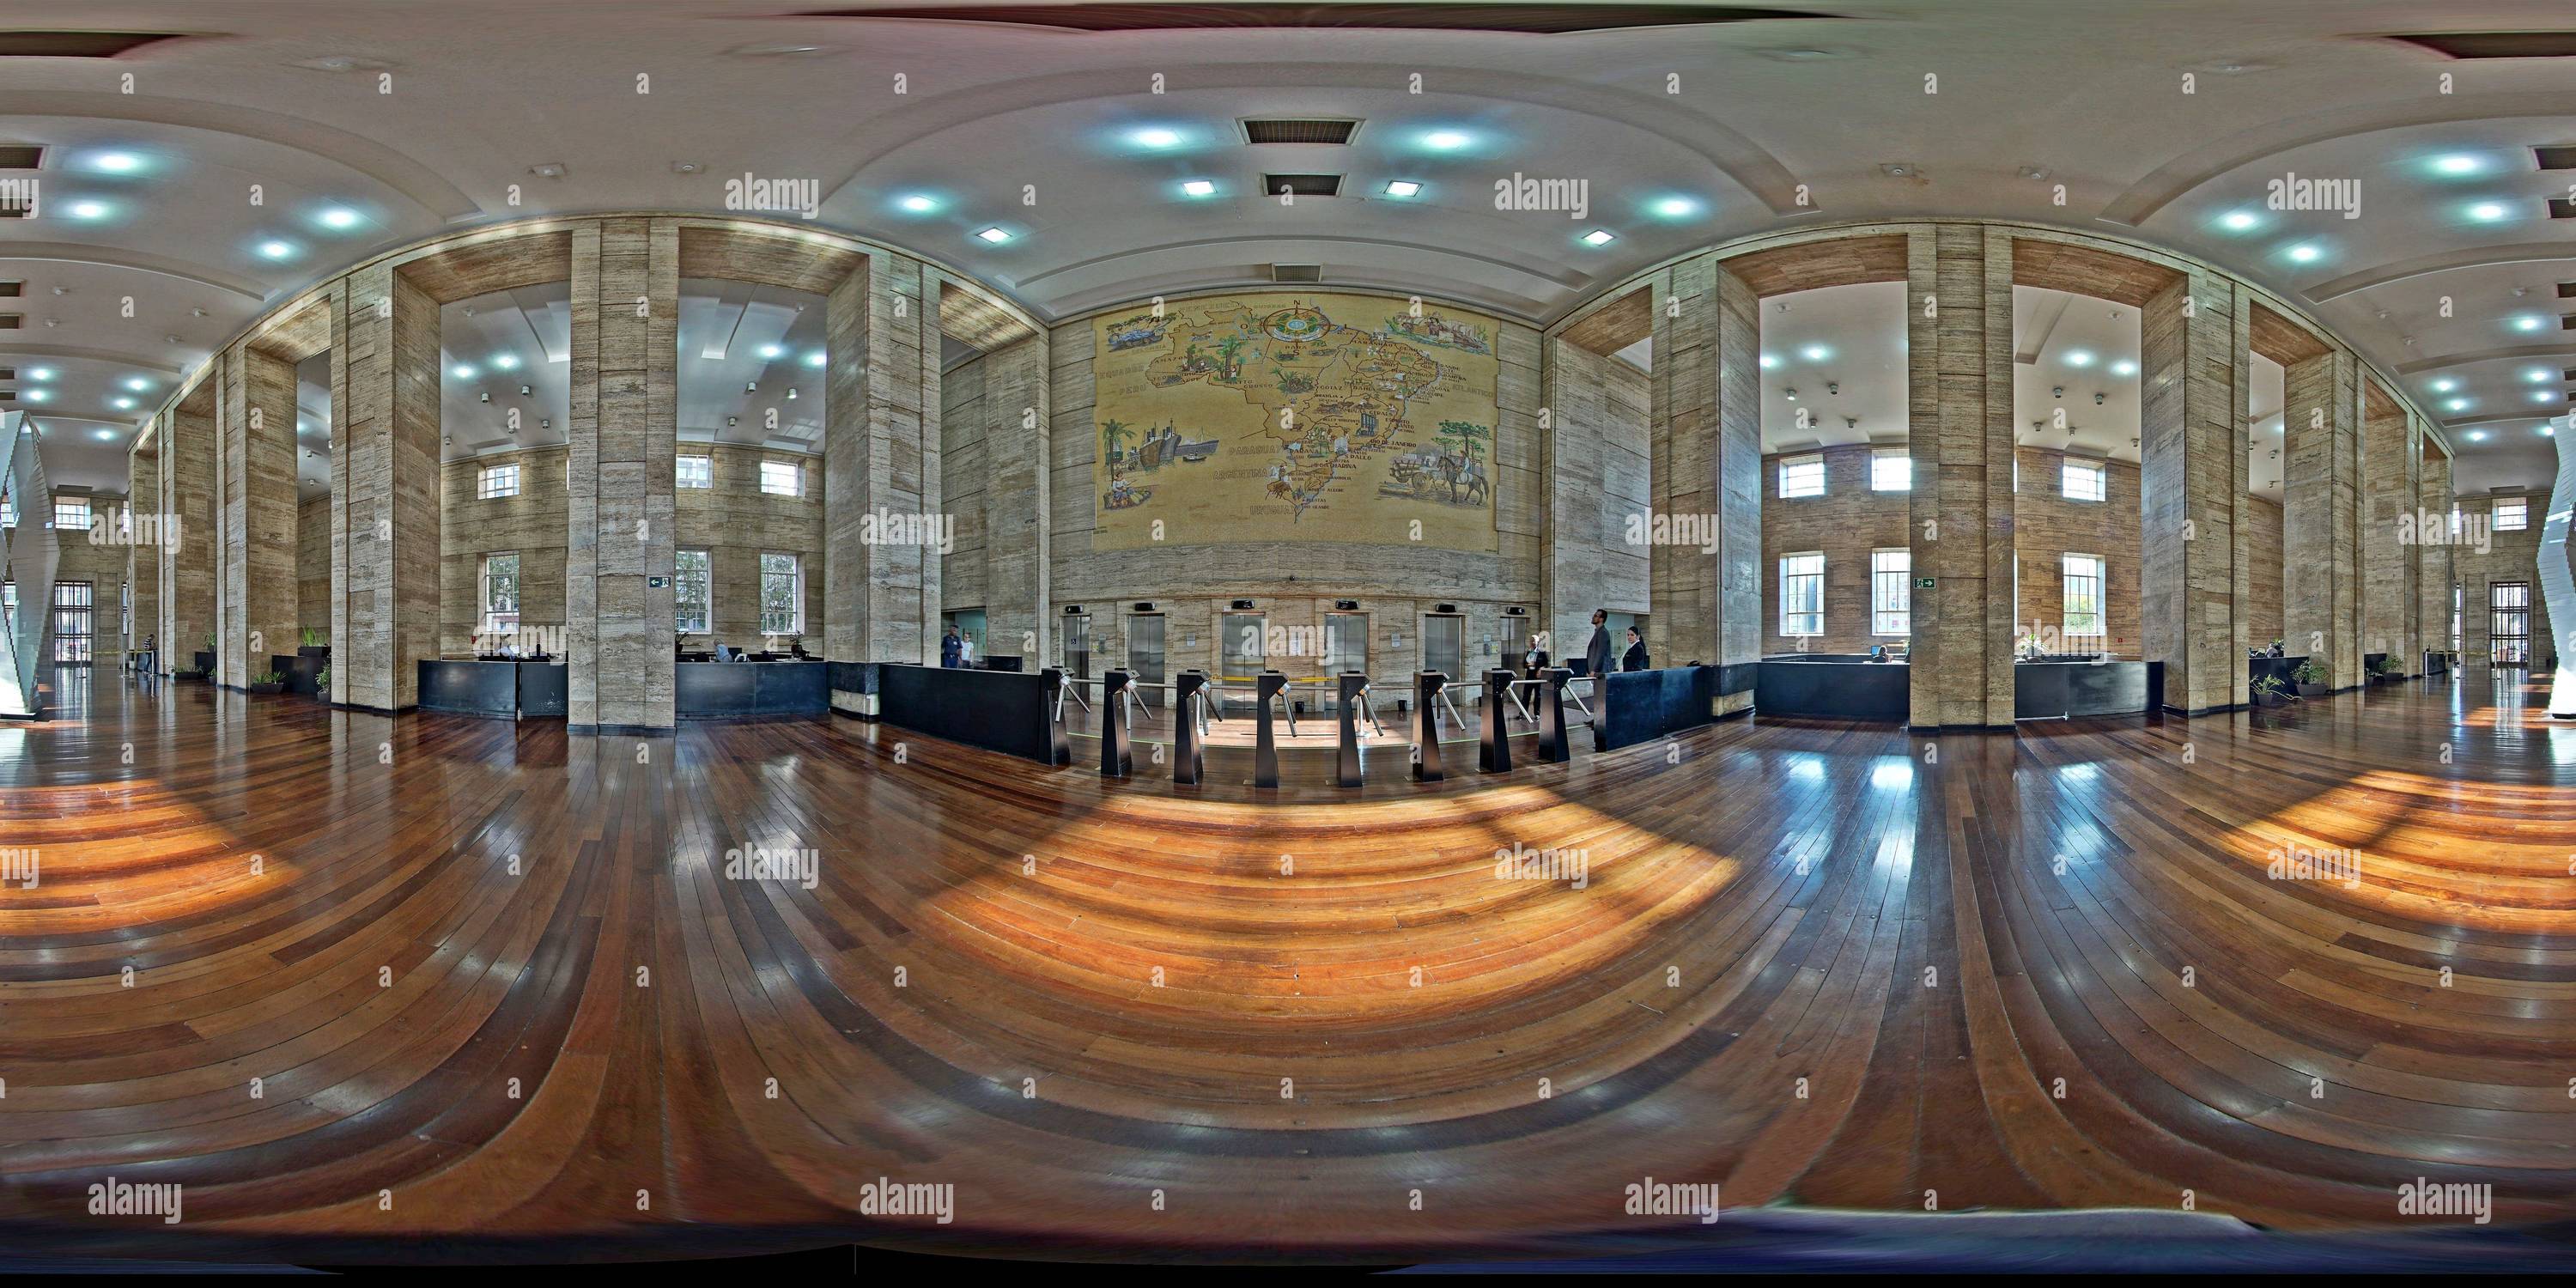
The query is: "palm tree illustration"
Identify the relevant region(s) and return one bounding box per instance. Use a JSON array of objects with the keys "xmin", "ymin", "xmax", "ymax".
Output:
[
  {"xmin": 1100, "ymin": 419, "xmax": 1132, "ymax": 477},
  {"xmin": 1437, "ymin": 420, "xmax": 1491, "ymax": 501}
]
